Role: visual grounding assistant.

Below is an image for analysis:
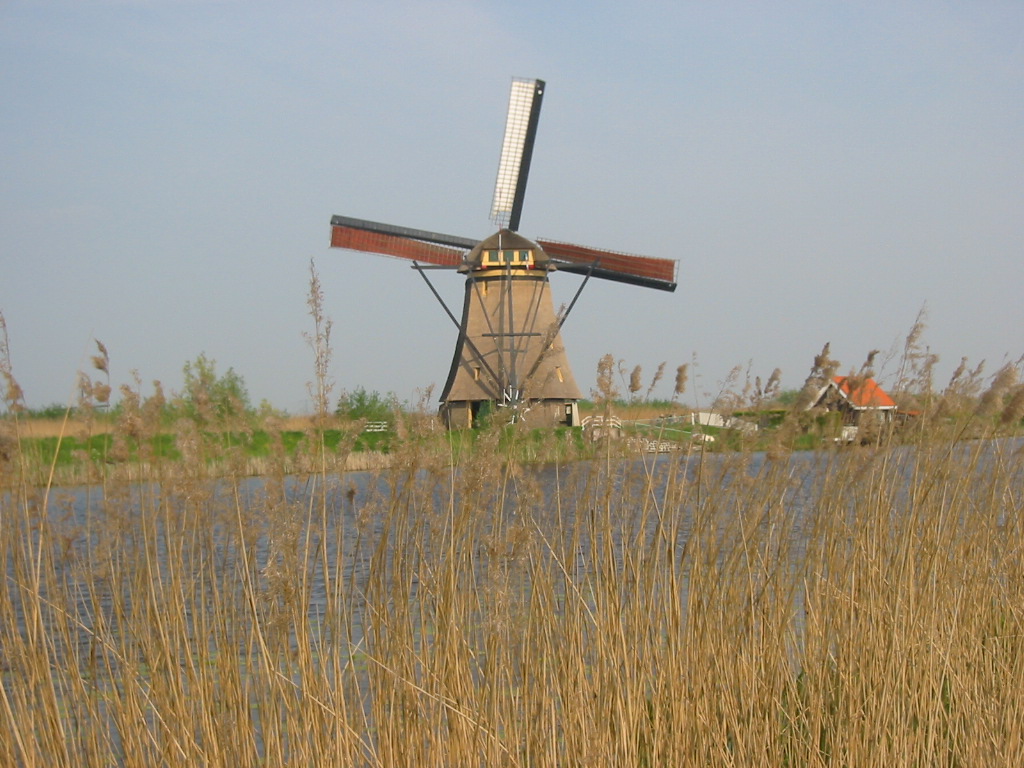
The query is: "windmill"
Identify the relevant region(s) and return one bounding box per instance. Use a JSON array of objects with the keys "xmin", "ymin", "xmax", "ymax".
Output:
[{"xmin": 330, "ymin": 78, "xmax": 678, "ymax": 429}]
